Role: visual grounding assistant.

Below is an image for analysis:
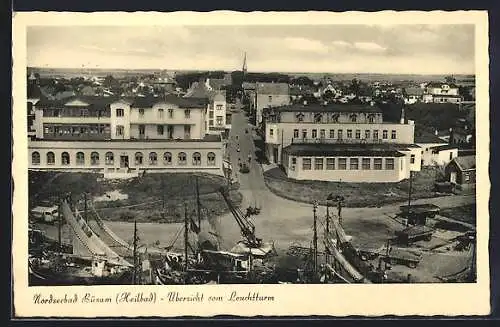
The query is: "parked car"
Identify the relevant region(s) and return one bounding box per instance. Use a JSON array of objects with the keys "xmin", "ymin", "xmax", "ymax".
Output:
[{"xmin": 239, "ymin": 163, "xmax": 250, "ymax": 174}]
